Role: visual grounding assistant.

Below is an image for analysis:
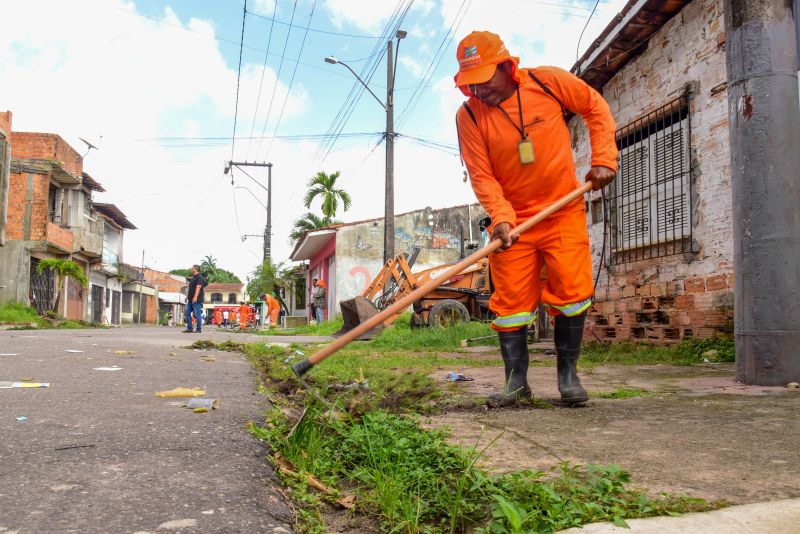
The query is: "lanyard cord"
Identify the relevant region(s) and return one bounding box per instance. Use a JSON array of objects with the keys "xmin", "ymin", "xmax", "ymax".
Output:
[{"xmin": 497, "ymin": 87, "xmax": 526, "ymax": 140}]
